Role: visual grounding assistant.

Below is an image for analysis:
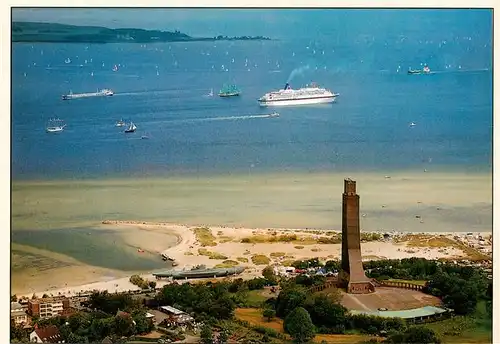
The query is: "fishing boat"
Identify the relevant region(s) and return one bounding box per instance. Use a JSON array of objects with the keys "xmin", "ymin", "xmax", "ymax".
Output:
[
  {"xmin": 125, "ymin": 122, "xmax": 137, "ymax": 133},
  {"xmin": 115, "ymin": 119, "xmax": 126, "ymax": 127},
  {"xmin": 46, "ymin": 119, "xmax": 66, "ymax": 133},
  {"xmin": 219, "ymin": 84, "xmax": 240, "ymax": 97}
]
